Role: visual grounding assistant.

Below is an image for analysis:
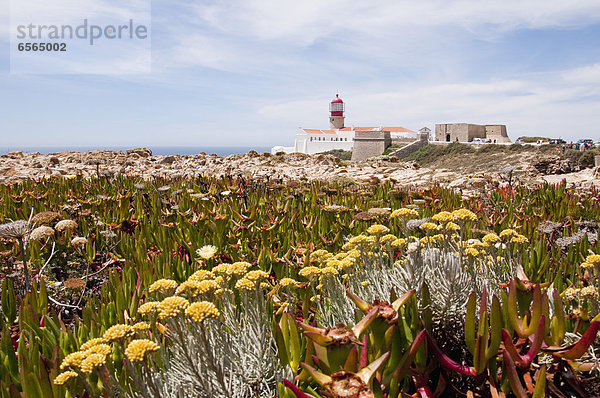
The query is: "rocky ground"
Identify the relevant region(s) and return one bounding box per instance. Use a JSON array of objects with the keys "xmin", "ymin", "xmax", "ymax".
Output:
[{"xmin": 1, "ymin": 148, "xmax": 598, "ymax": 192}]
